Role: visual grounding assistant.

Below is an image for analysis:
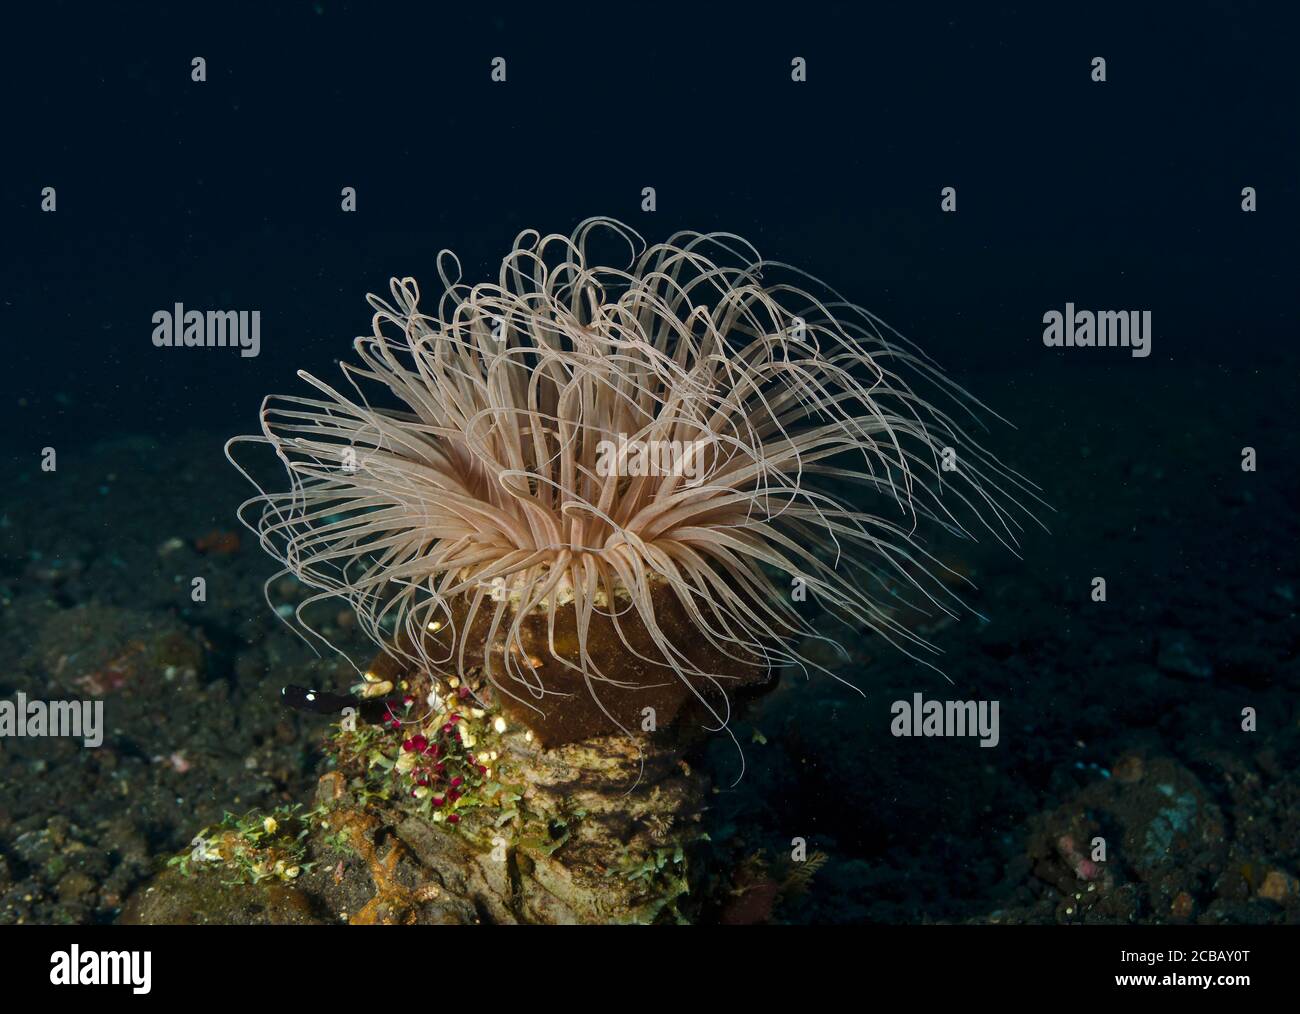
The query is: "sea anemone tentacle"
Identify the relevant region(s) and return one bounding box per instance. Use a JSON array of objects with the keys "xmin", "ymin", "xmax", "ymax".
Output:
[{"xmin": 227, "ymin": 218, "xmax": 1045, "ymax": 746}]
